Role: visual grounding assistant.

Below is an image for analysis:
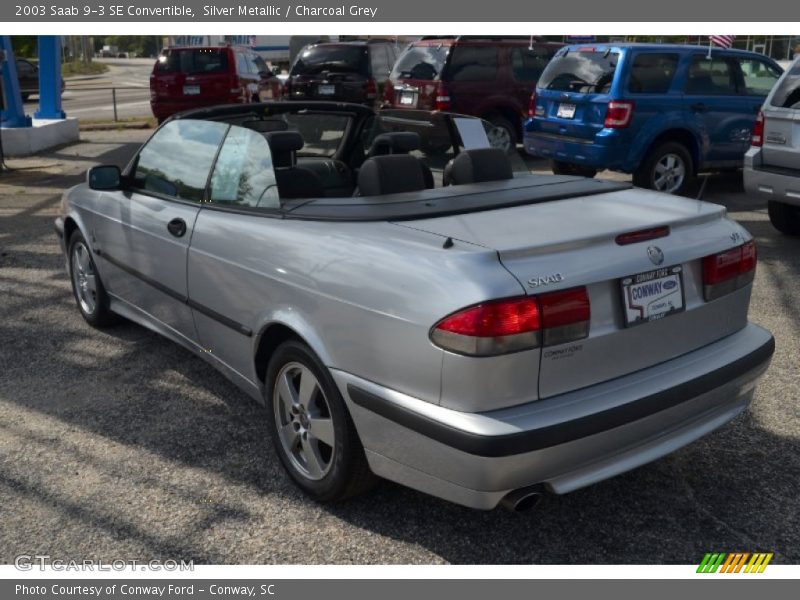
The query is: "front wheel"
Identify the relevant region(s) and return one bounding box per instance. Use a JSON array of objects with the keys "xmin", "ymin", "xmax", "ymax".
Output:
[
  {"xmin": 633, "ymin": 142, "xmax": 693, "ymax": 195},
  {"xmin": 265, "ymin": 340, "xmax": 376, "ymax": 502},
  {"xmin": 768, "ymin": 200, "xmax": 800, "ymax": 236},
  {"xmin": 68, "ymin": 230, "xmax": 119, "ymax": 327}
]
